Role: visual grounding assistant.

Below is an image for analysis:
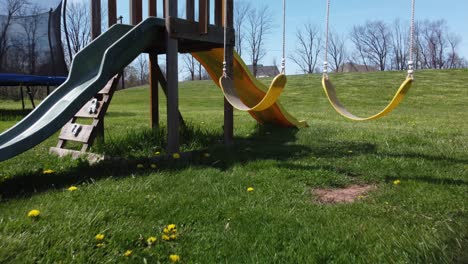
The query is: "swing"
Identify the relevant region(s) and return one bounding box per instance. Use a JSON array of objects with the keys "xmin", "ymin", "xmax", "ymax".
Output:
[
  {"xmin": 321, "ymin": 0, "xmax": 416, "ymax": 121},
  {"xmin": 219, "ymin": 0, "xmax": 288, "ymax": 112}
]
